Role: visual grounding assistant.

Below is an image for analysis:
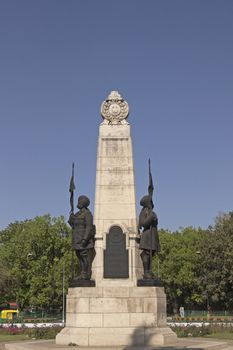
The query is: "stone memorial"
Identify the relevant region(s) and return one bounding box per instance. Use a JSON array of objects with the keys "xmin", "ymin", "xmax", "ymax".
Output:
[{"xmin": 56, "ymin": 91, "xmax": 177, "ymax": 347}]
